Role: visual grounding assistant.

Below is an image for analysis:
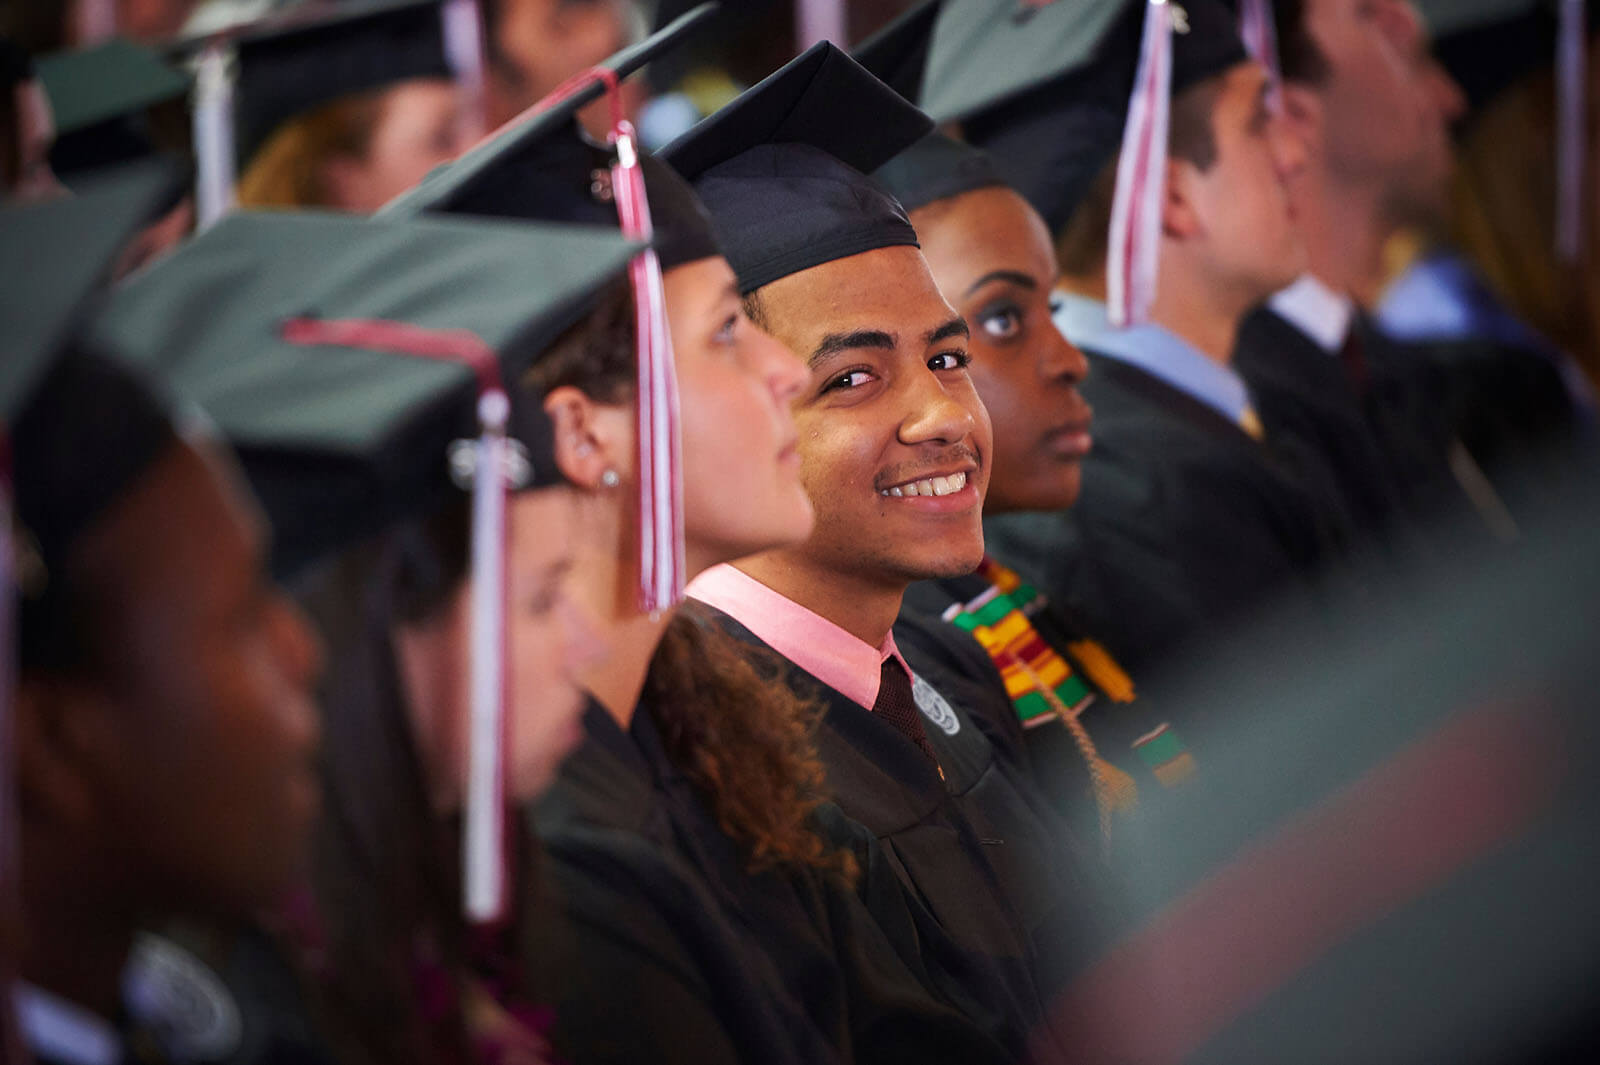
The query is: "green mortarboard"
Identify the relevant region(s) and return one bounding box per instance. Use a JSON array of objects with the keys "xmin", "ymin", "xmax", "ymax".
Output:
[
  {"xmin": 898, "ymin": 0, "xmax": 1247, "ymax": 234},
  {"xmin": 382, "ymin": 1, "xmax": 721, "ymax": 269},
  {"xmin": 3, "ymin": 160, "xmax": 183, "ymax": 622},
  {"xmin": 90, "ymin": 209, "xmax": 640, "ymax": 578},
  {"xmin": 660, "ymin": 41, "xmax": 933, "ymax": 295},
  {"xmin": 37, "ymin": 38, "xmax": 189, "ymax": 138},
  {"xmin": 36, "ymin": 38, "xmax": 192, "ymax": 188}
]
